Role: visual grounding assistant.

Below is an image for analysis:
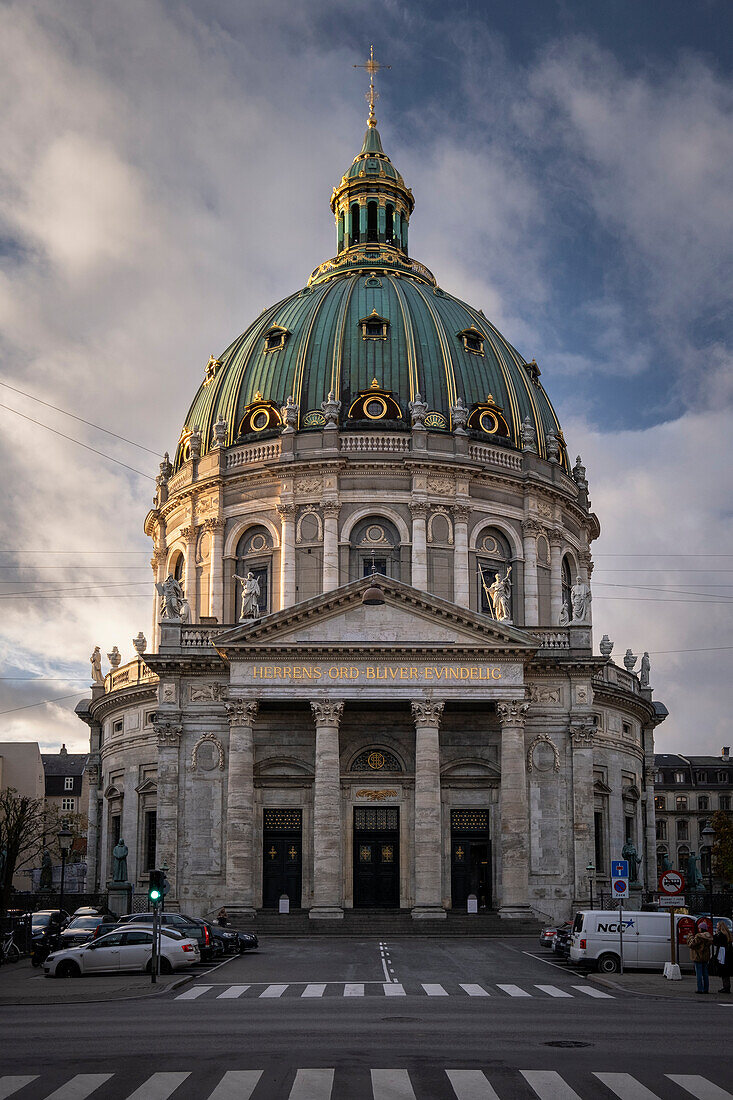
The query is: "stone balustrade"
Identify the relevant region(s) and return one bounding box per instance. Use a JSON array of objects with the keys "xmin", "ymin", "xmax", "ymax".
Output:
[
  {"xmin": 339, "ymin": 433, "xmax": 410, "ymax": 454},
  {"xmin": 226, "ymin": 440, "xmax": 282, "ymax": 468},
  {"xmin": 104, "ymin": 657, "xmax": 158, "ymax": 694}
]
